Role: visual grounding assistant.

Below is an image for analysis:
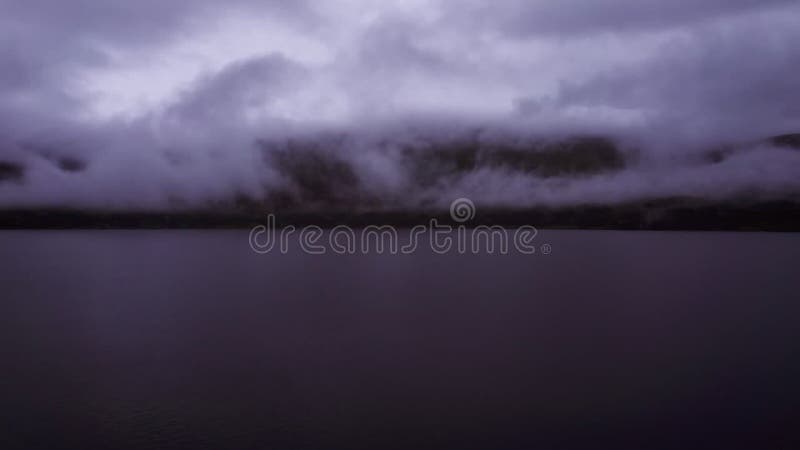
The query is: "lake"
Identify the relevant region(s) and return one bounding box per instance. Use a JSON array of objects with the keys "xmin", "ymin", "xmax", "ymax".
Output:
[{"xmin": 1, "ymin": 230, "xmax": 799, "ymax": 449}]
